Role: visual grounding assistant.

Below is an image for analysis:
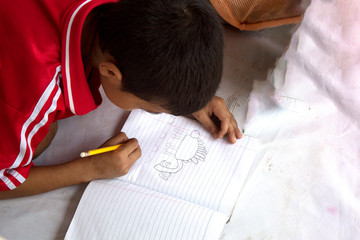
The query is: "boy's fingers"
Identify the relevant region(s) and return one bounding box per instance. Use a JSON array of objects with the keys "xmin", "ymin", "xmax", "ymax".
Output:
[
  {"xmin": 128, "ymin": 145, "xmax": 142, "ymax": 162},
  {"xmin": 195, "ymin": 112, "xmax": 219, "ymax": 138},
  {"xmin": 102, "ymin": 132, "xmax": 129, "ymax": 147},
  {"xmin": 229, "ymin": 117, "xmax": 241, "ymax": 138},
  {"xmin": 221, "ymin": 116, "xmax": 242, "ymax": 143},
  {"xmin": 218, "ymin": 118, "xmax": 230, "ymax": 139},
  {"xmin": 121, "ymin": 138, "xmax": 140, "ymax": 156},
  {"xmin": 227, "ymin": 126, "xmax": 237, "ymax": 144},
  {"xmin": 233, "ymin": 118, "xmax": 243, "ymax": 139}
]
